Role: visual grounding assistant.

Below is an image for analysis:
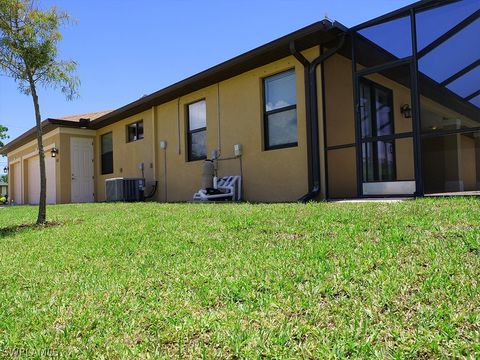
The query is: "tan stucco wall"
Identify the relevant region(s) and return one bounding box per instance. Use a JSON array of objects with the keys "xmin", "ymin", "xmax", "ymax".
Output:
[
  {"xmin": 396, "ymin": 137, "xmax": 415, "ymax": 181},
  {"xmin": 95, "ymin": 109, "xmax": 156, "ymax": 201},
  {"xmin": 327, "ymin": 147, "xmax": 357, "ymax": 198},
  {"xmin": 461, "ymin": 135, "xmax": 476, "ymax": 191},
  {"xmin": 96, "ymin": 48, "xmax": 321, "ymax": 202},
  {"xmin": 324, "ymin": 55, "xmax": 356, "ymax": 148}
]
